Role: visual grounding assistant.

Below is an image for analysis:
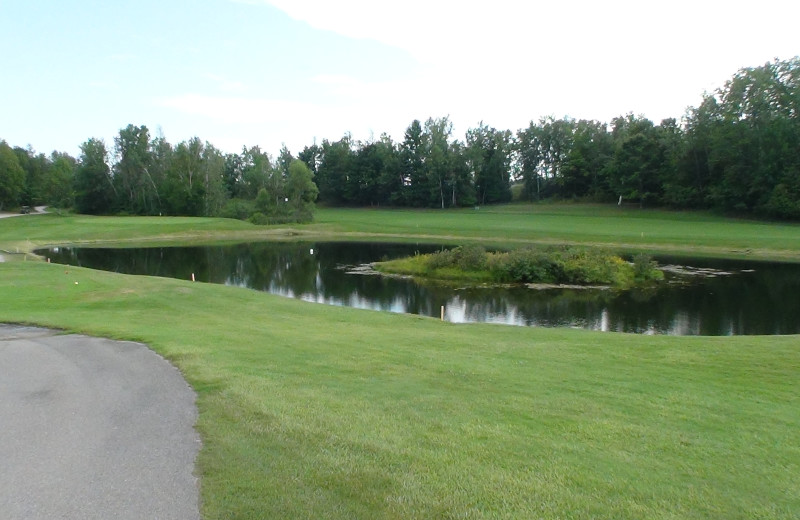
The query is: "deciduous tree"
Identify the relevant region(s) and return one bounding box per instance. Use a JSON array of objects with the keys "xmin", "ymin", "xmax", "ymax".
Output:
[
  {"xmin": 286, "ymin": 159, "xmax": 318, "ymax": 222},
  {"xmin": 0, "ymin": 140, "xmax": 25, "ymax": 211},
  {"xmin": 74, "ymin": 138, "xmax": 115, "ymax": 214},
  {"xmin": 114, "ymin": 124, "xmax": 159, "ymax": 214}
]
